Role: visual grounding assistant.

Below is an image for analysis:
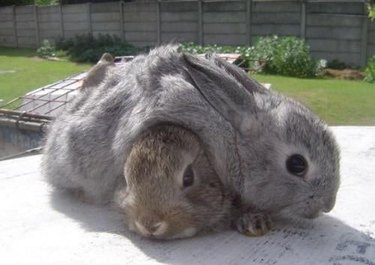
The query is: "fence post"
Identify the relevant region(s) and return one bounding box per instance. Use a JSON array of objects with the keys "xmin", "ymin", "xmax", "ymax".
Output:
[
  {"xmin": 119, "ymin": 1, "xmax": 125, "ymax": 41},
  {"xmin": 198, "ymin": 0, "xmax": 203, "ymax": 45},
  {"xmin": 360, "ymin": 3, "xmax": 369, "ymax": 66},
  {"xmin": 12, "ymin": 5, "xmax": 18, "ymax": 48},
  {"xmin": 300, "ymin": 0, "xmax": 306, "ymax": 39},
  {"xmin": 156, "ymin": 0, "xmax": 161, "ymax": 45},
  {"xmin": 34, "ymin": 5, "xmax": 40, "ymax": 47},
  {"xmin": 87, "ymin": 2, "xmax": 92, "ymax": 35},
  {"xmin": 246, "ymin": 0, "xmax": 252, "ymax": 45},
  {"xmin": 59, "ymin": 5, "xmax": 64, "ymax": 39}
]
